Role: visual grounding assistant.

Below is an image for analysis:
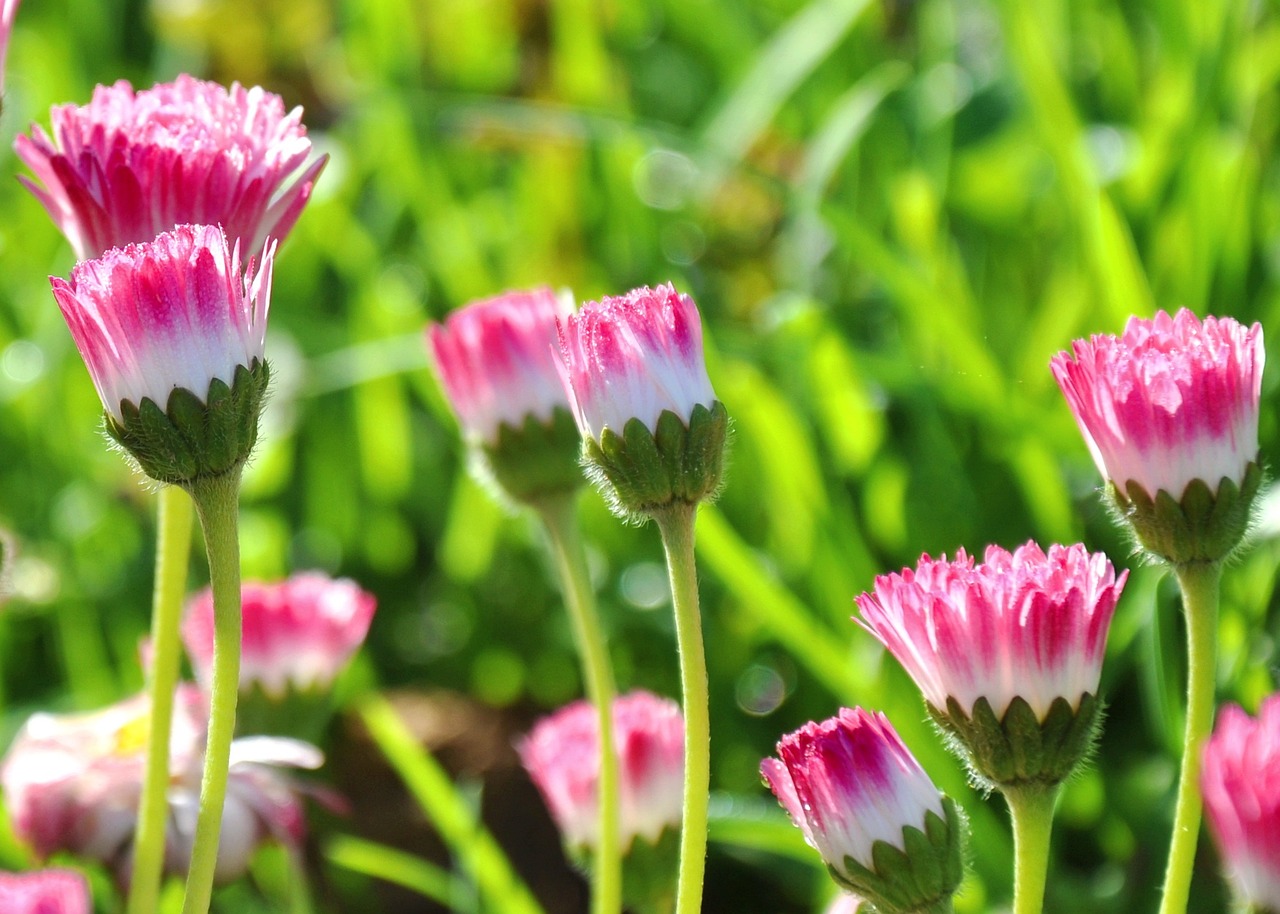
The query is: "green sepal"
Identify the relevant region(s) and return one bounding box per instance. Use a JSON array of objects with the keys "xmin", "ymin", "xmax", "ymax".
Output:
[
  {"xmin": 106, "ymin": 359, "xmax": 270, "ymax": 487},
  {"xmin": 234, "ymin": 680, "xmax": 335, "ymax": 744},
  {"xmin": 1110, "ymin": 460, "xmax": 1263, "ymax": 565},
  {"xmin": 566, "ymin": 826, "xmax": 679, "ymax": 914},
  {"xmin": 481, "ymin": 407, "xmax": 585, "ymax": 505},
  {"xmin": 584, "ymin": 400, "xmax": 728, "ymax": 519},
  {"xmin": 829, "ymin": 798, "xmax": 964, "ymax": 914},
  {"xmin": 929, "ymin": 693, "xmax": 1100, "ymax": 791}
]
